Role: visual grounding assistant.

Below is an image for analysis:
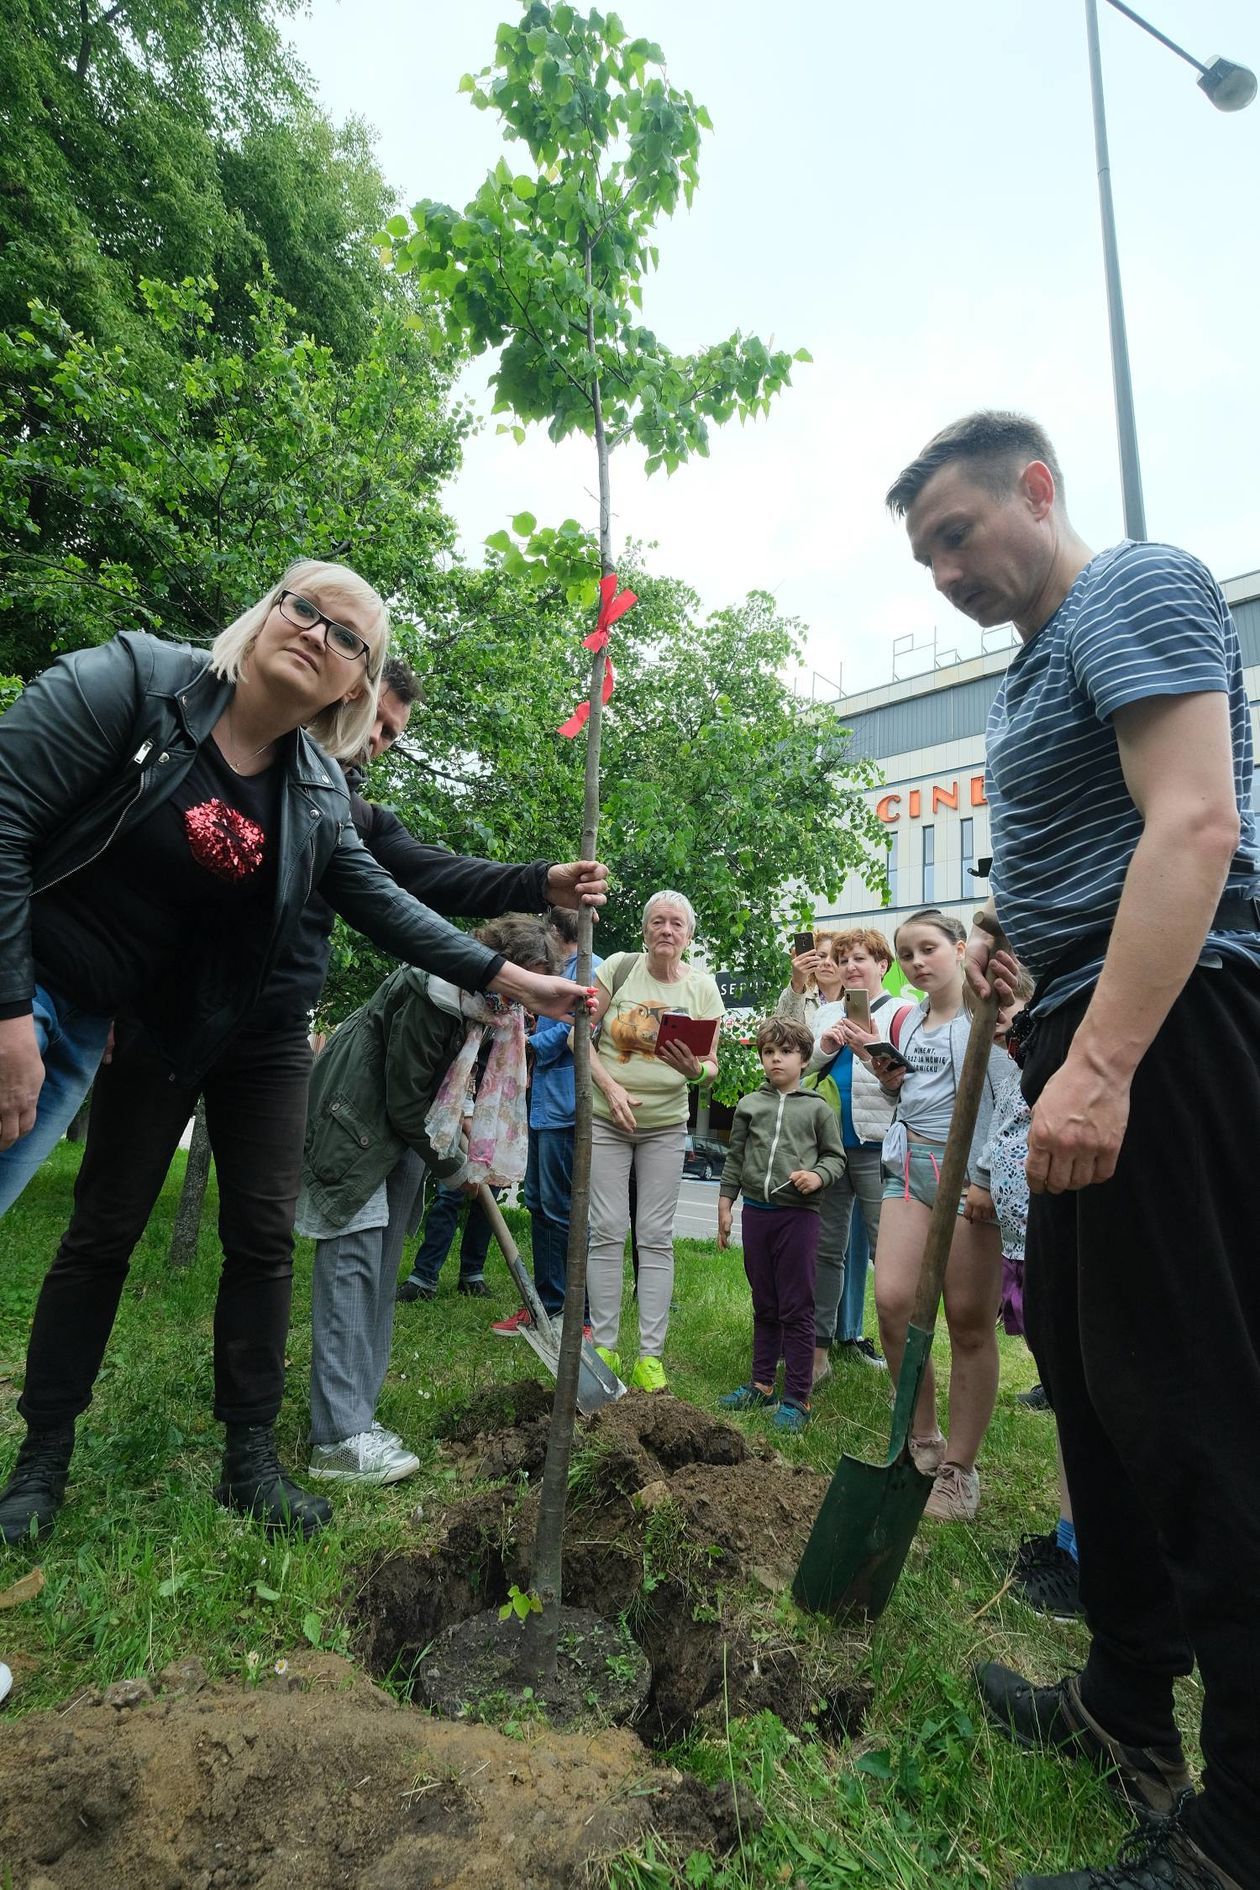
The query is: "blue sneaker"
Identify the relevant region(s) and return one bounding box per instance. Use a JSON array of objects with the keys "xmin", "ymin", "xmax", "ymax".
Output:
[
  {"xmin": 772, "ymin": 1400, "xmax": 811, "ymax": 1434},
  {"xmin": 718, "ymin": 1384, "xmax": 777, "ymax": 1411}
]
